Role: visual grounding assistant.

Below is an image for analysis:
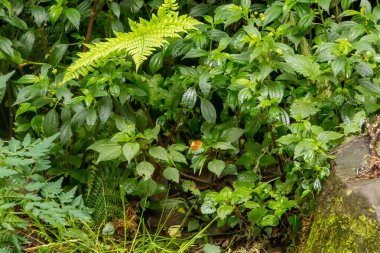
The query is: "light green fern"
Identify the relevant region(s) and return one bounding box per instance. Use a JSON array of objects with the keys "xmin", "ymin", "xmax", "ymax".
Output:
[{"xmin": 63, "ymin": 0, "xmax": 201, "ymax": 83}]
